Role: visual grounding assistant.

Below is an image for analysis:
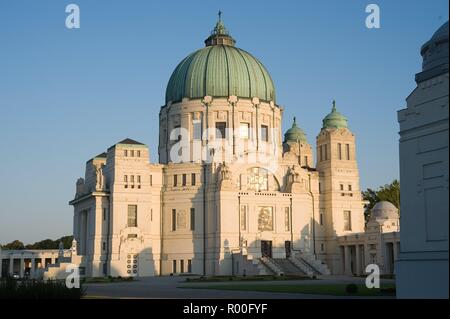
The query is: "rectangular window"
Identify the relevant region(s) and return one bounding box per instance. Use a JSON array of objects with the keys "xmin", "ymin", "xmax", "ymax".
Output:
[
  {"xmin": 319, "ymin": 145, "xmax": 323, "ymax": 162},
  {"xmin": 130, "ymin": 150, "xmax": 135, "ymax": 157},
  {"xmin": 173, "ymin": 175, "xmax": 178, "ymax": 187},
  {"xmin": 182, "ymin": 174, "xmax": 187, "ymax": 186},
  {"xmin": 150, "ymin": 175, "xmax": 153, "ymax": 186},
  {"xmin": 319, "ymin": 182, "xmax": 322, "ymax": 193},
  {"xmin": 130, "ymin": 175, "xmax": 135, "ymax": 183},
  {"xmin": 215, "ymin": 122, "xmax": 227, "ymax": 139},
  {"xmin": 324, "ymin": 144, "xmax": 328, "ymax": 160},
  {"xmin": 284, "ymin": 207, "xmax": 290, "ymax": 231},
  {"xmin": 260, "ymin": 125, "xmax": 269, "ymax": 142},
  {"xmin": 338, "ymin": 143, "xmax": 342, "ymax": 160},
  {"xmin": 240, "ymin": 123, "xmax": 250, "ymax": 139},
  {"xmin": 137, "ymin": 175, "xmax": 141, "ymax": 183},
  {"xmin": 321, "ymin": 243, "xmax": 325, "ymax": 252},
  {"xmin": 172, "ymin": 260, "xmax": 177, "ymax": 273},
  {"xmin": 124, "ymin": 150, "xmax": 128, "ymax": 157},
  {"xmin": 172, "ymin": 209, "xmax": 176, "ymax": 231},
  {"xmin": 187, "ymin": 259, "xmax": 192, "ymax": 273},
  {"xmin": 180, "ymin": 260, "xmax": 184, "ymax": 273},
  {"xmin": 320, "ymin": 213, "xmax": 323, "ymax": 225},
  {"xmin": 103, "ymin": 208, "xmax": 107, "ymax": 221},
  {"xmin": 348, "ymin": 184, "xmax": 352, "ymax": 191},
  {"xmin": 127, "ymin": 205, "xmax": 137, "ymax": 227},
  {"xmin": 151, "ymin": 209, "xmax": 153, "ymax": 222},
  {"xmin": 193, "ymin": 119, "xmax": 202, "ymax": 140},
  {"xmin": 340, "ymin": 184, "xmax": 344, "ymax": 191},
  {"xmin": 346, "ymin": 144, "xmax": 350, "ymax": 160},
  {"xmin": 304, "ymin": 156, "xmax": 308, "ymax": 167},
  {"xmin": 190, "ymin": 208, "xmax": 195, "ymax": 231},
  {"xmin": 191, "ymin": 173, "xmax": 196, "ymax": 186},
  {"xmin": 124, "ymin": 175, "xmax": 128, "ymax": 183},
  {"xmin": 137, "ymin": 150, "xmax": 141, "ymax": 157},
  {"xmin": 240, "ymin": 205, "xmax": 247, "ymax": 231},
  {"xmin": 102, "ymin": 242, "xmax": 106, "ymax": 251},
  {"xmin": 344, "ymin": 210, "xmax": 352, "ymax": 231}
]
